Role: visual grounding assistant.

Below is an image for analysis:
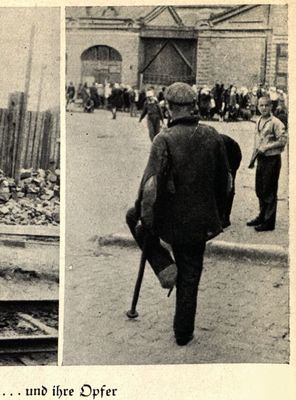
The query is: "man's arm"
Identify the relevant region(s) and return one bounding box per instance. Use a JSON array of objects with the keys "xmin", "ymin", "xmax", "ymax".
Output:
[
  {"xmin": 261, "ymin": 118, "xmax": 287, "ymax": 152},
  {"xmin": 139, "ymin": 103, "xmax": 147, "ymax": 122},
  {"xmin": 249, "ymin": 120, "xmax": 260, "ymax": 168},
  {"xmin": 215, "ymin": 137, "xmax": 231, "ymax": 220}
]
